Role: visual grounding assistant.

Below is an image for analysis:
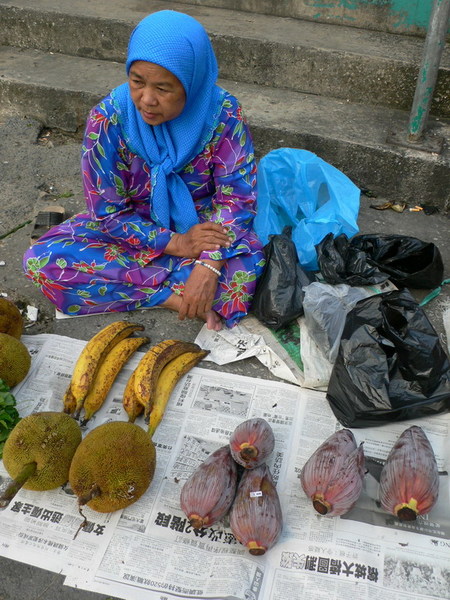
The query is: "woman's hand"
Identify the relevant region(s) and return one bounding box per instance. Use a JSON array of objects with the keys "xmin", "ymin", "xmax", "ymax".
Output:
[
  {"xmin": 178, "ymin": 262, "xmax": 221, "ymax": 322},
  {"xmin": 165, "ymin": 222, "xmax": 230, "ymax": 258}
]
